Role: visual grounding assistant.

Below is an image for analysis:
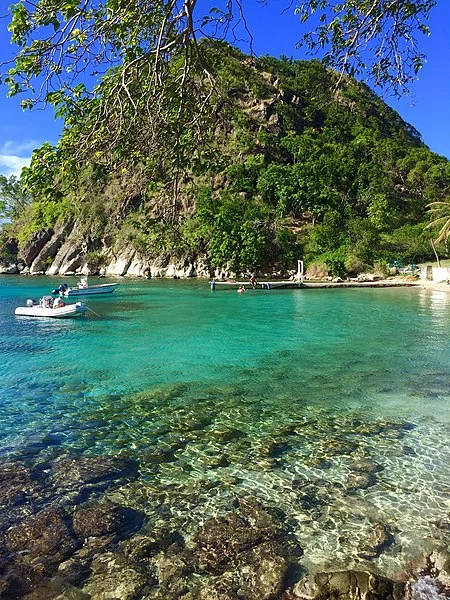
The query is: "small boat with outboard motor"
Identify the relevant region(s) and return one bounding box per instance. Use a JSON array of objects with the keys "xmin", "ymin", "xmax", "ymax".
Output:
[
  {"xmin": 15, "ymin": 296, "xmax": 88, "ymax": 318},
  {"xmin": 51, "ymin": 277, "xmax": 119, "ymax": 297}
]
